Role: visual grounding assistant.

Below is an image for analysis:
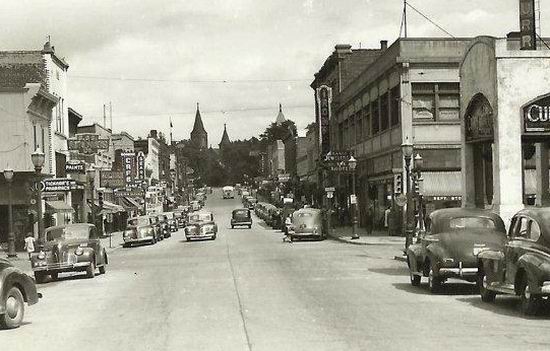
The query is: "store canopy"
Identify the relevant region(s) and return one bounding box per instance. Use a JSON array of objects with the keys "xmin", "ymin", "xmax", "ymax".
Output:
[
  {"xmin": 45, "ymin": 200, "xmax": 75, "ymax": 214},
  {"xmin": 421, "ymin": 171, "xmax": 462, "ymax": 199},
  {"xmin": 118, "ymin": 196, "xmax": 141, "ymax": 210},
  {"xmin": 95, "ymin": 200, "xmax": 125, "ymax": 214}
]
